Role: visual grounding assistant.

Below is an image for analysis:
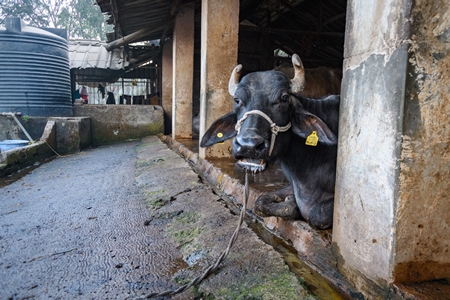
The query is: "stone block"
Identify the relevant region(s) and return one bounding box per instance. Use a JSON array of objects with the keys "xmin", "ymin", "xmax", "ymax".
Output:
[{"xmin": 51, "ymin": 117, "xmax": 91, "ymax": 155}]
